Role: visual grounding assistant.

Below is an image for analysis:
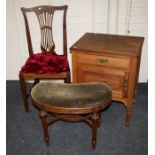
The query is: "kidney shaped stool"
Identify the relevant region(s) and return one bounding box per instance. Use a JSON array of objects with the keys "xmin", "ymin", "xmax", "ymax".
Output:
[{"xmin": 31, "ymin": 82, "xmax": 112, "ymax": 149}]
